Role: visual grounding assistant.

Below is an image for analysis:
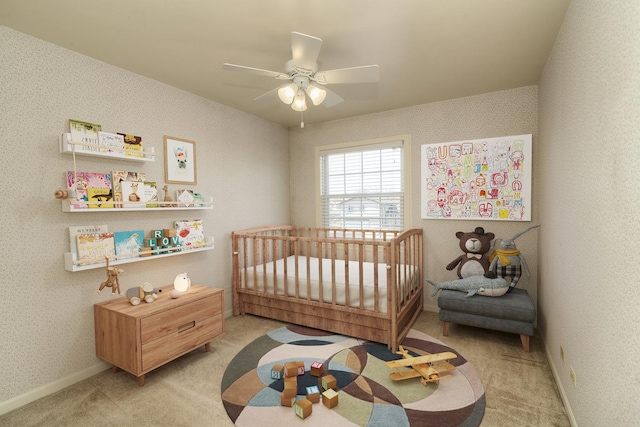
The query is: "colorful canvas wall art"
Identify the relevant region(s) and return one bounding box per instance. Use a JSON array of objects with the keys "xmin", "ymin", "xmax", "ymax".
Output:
[{"xmin": 421, "ymin": 134, "xmax": 532, "ymax": 221}]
